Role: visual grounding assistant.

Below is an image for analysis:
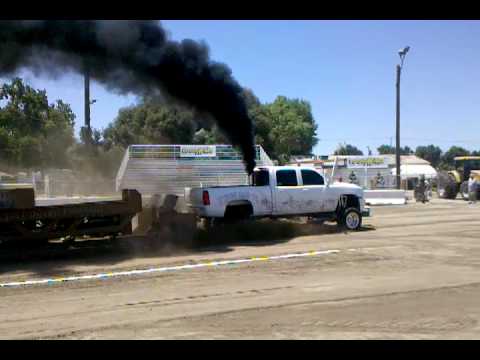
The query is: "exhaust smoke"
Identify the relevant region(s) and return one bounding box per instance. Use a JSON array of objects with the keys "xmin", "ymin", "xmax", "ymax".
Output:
[{"xmin": 0, "ymin": 20, "xmax": 256, "ymax": 173}]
